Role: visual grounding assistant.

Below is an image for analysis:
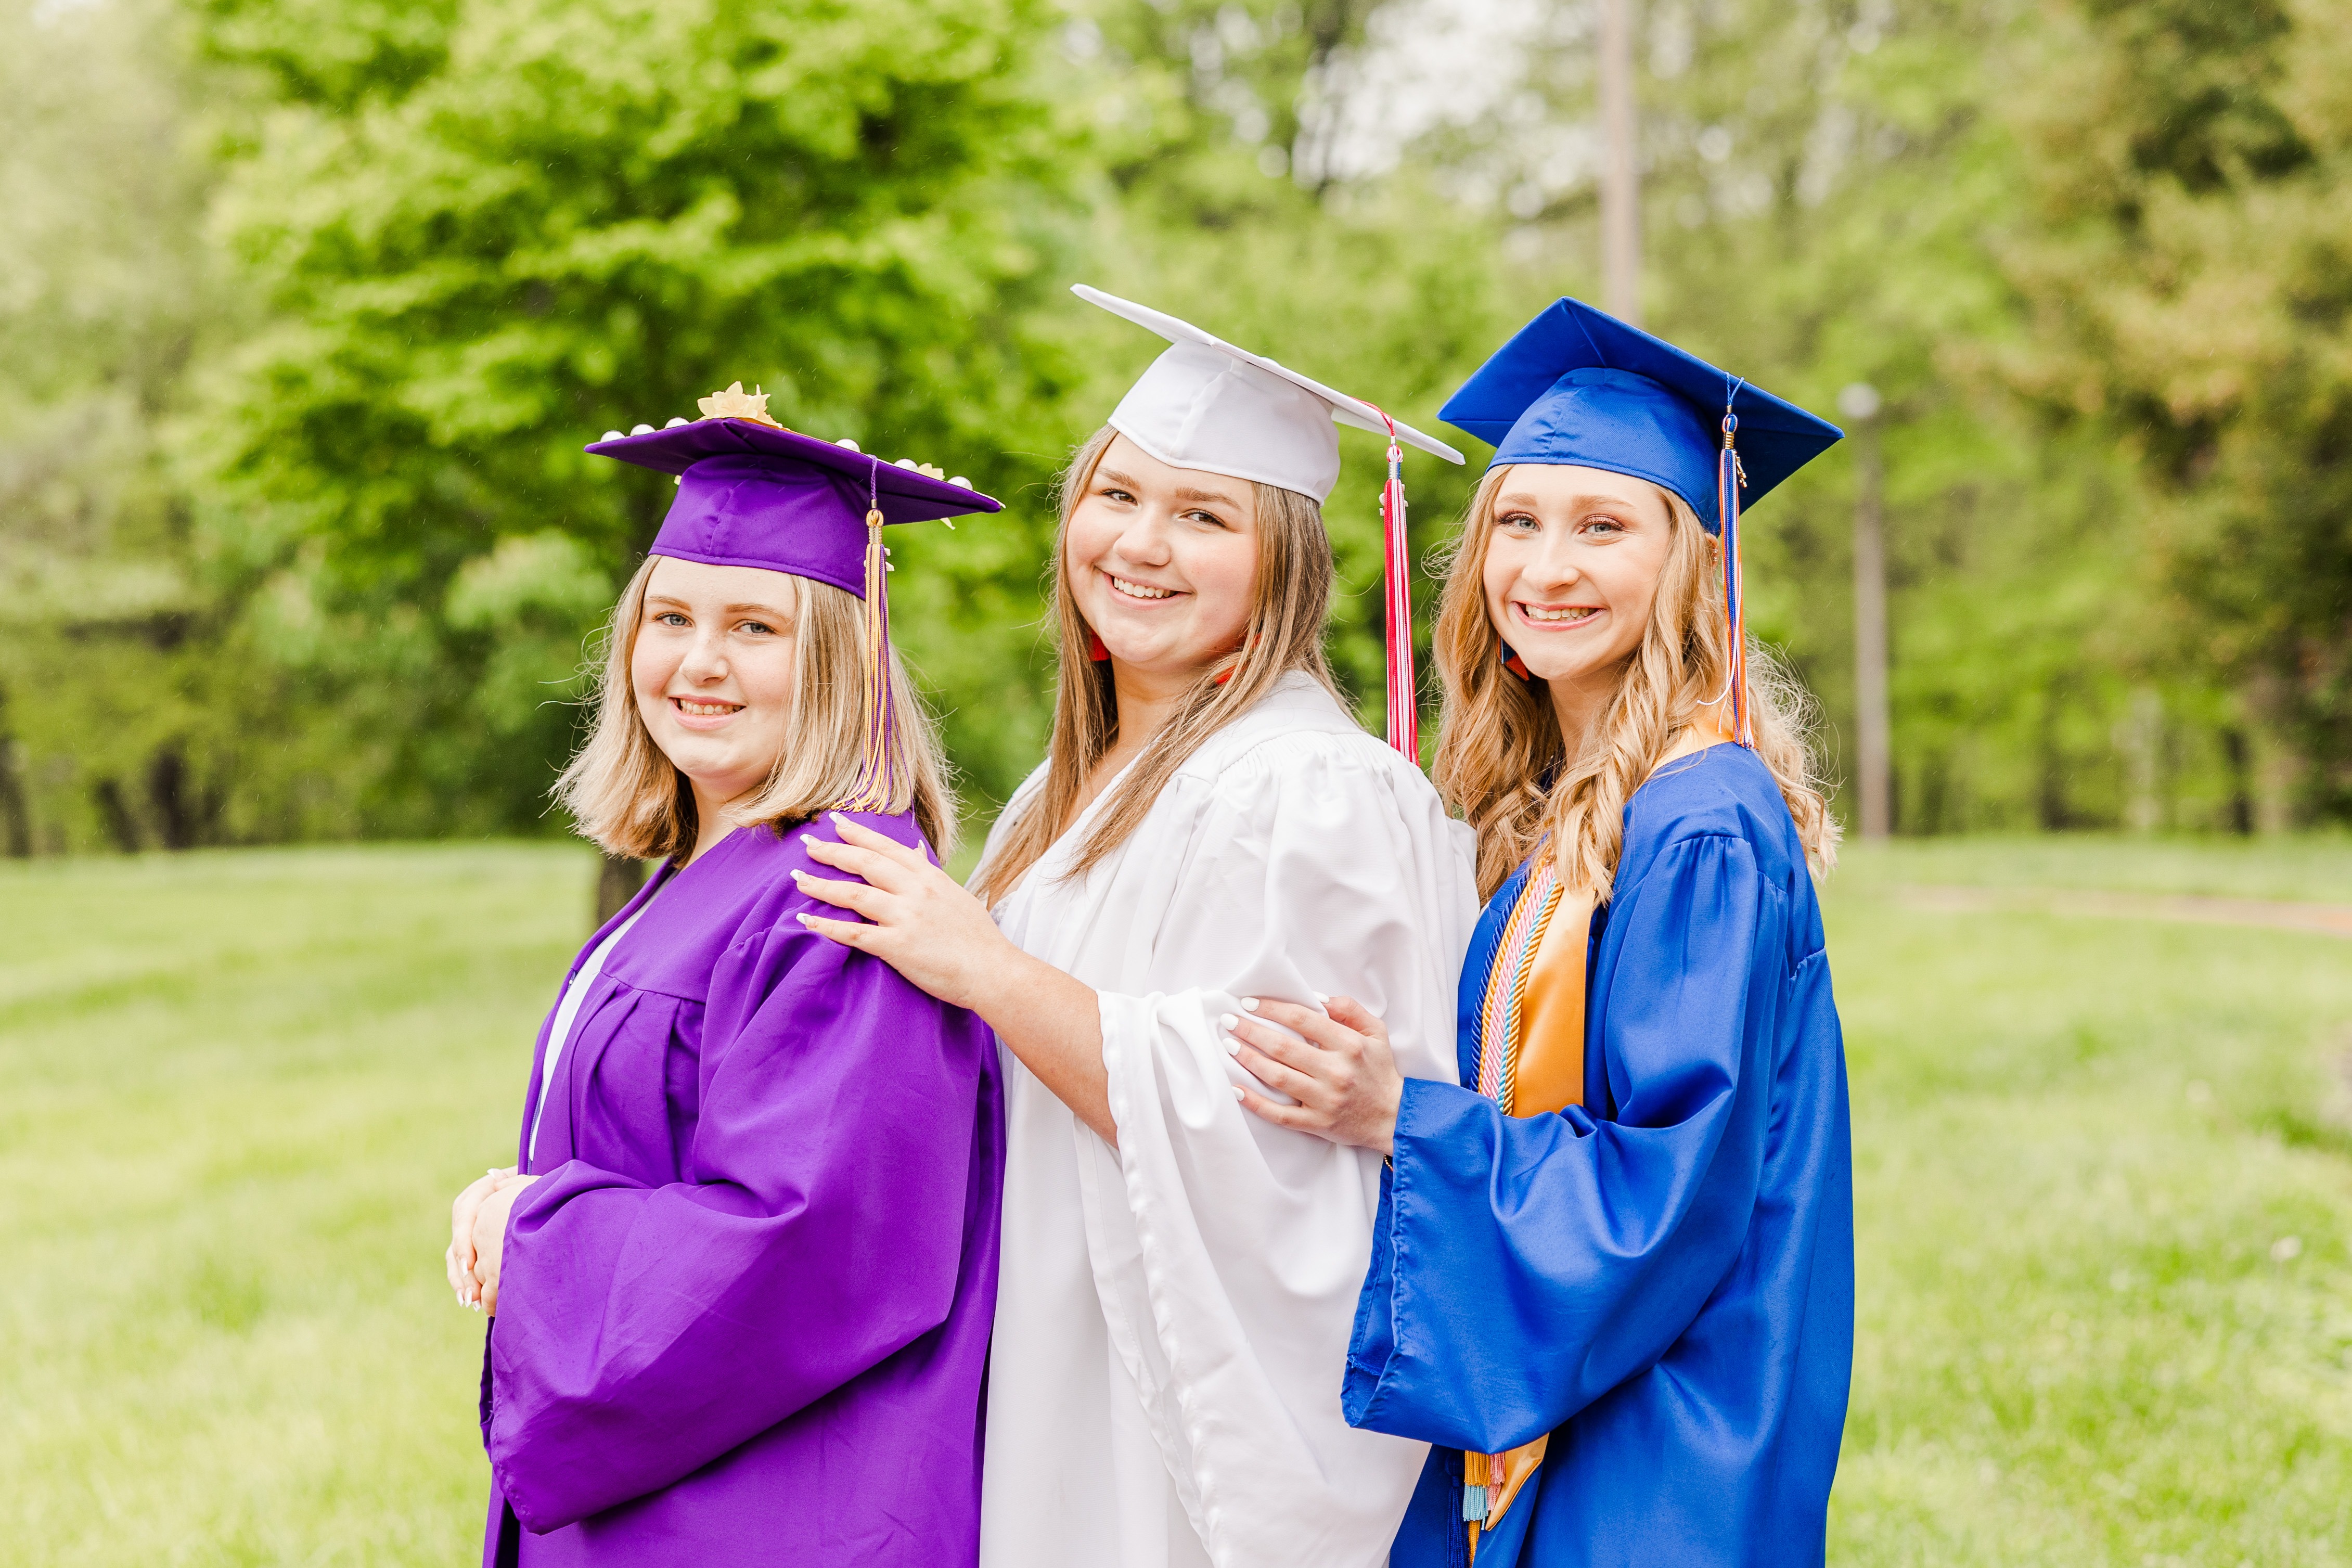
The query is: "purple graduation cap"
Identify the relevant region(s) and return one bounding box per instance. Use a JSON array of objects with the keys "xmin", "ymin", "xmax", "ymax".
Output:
[{"xmin": 588, "ymin": 384, "xmax": 1003, "ymax": 808}]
